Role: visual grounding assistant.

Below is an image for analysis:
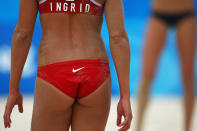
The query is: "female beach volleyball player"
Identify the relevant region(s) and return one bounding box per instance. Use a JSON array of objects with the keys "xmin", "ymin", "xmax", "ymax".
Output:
[
  {"xmin": 136, "ymin": 0, "xmax": 196, "ymax": 131},
  {"xmin": 3, "ymin": 0, "xmax": 132, "ymax": 131}
]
